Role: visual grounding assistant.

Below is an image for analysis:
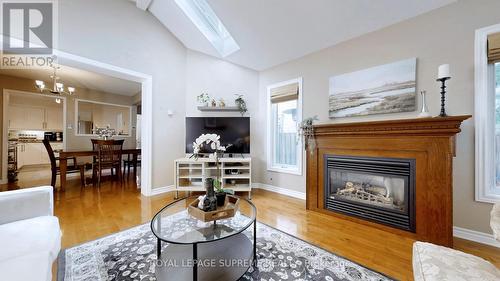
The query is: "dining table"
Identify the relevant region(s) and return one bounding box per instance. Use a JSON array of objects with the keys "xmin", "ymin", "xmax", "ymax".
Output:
[{"xmin": 58, "ymin": 148, "xmax": 141, "ymax": 191}]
